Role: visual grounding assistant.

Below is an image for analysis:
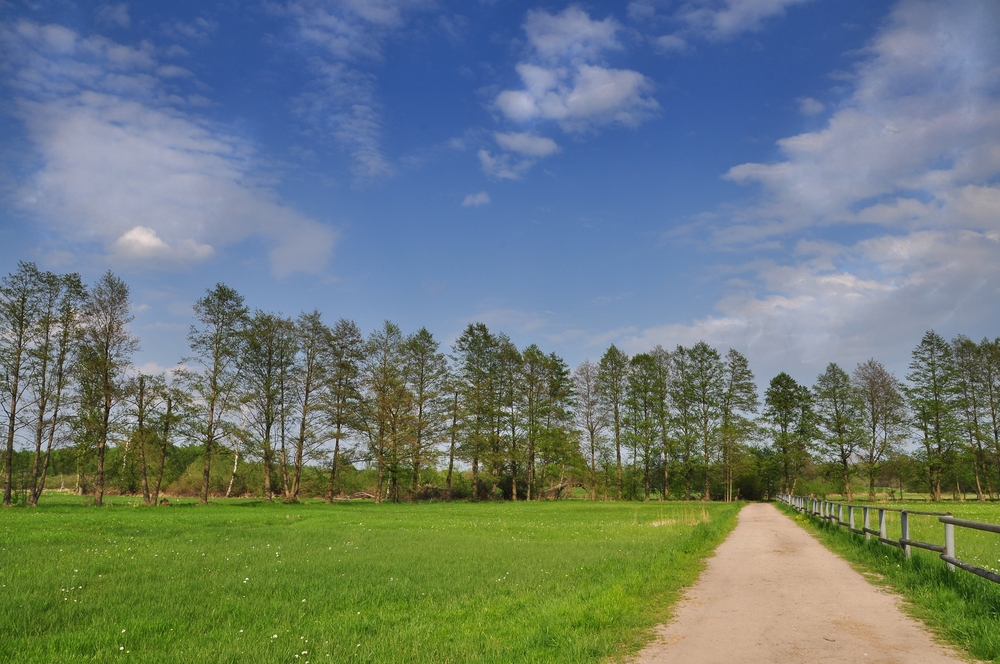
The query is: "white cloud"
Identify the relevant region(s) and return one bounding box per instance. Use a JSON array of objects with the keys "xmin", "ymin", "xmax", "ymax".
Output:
[
  {"xmin": 719, "ymin": 0, "xmax": 1000, "ymax": 242},
  {"xmin": 796, "ymin": 96, "xmax": 824, "ymax": 115},
  {"xmin": 676, "ymin": 0, "xmax": 815, "ymax": 41},
  {"xmin": 96, "ymin": 4, "xmax": 130, "ymax": 29},
  {"xmin": 495, "ymin": 7, "xmax": 658, "ymax": 134},
  {"xmin": 462, "ymin": 191, "xmax": 490, "ymax": 207},
  {"xmin": 656, "ymin": 34, "xmax": 689, "ymax": 53},
  {"xmin": 478, "ymin": 150, "xmax": 533, "ymax": 180},
  {"xmin": 493, "ymin": 131, "xmax": 560, "ymax": 158},
  {"xmin": 286, "ymin": 0, "xmax": 434, "ymax": 183},
  {"xmin": 3, "ymin": 20, "xmax": 336, "ymax": 277},
  {"xmin": 633, "ymin": 0, "xmax": 1000, "ymax": 381},
  {"xmin": 523, "ymin": 6, "xmax": 621, "ymax": 64}
]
